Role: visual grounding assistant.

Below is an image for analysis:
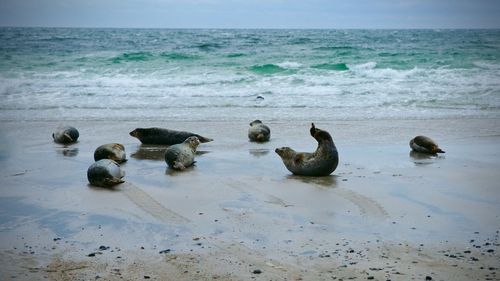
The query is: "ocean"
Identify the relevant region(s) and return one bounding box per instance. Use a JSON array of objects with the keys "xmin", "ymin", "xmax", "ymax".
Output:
[{"xmin": 1, "ymin": 28, "xmax": 499, "ymax": 121}]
